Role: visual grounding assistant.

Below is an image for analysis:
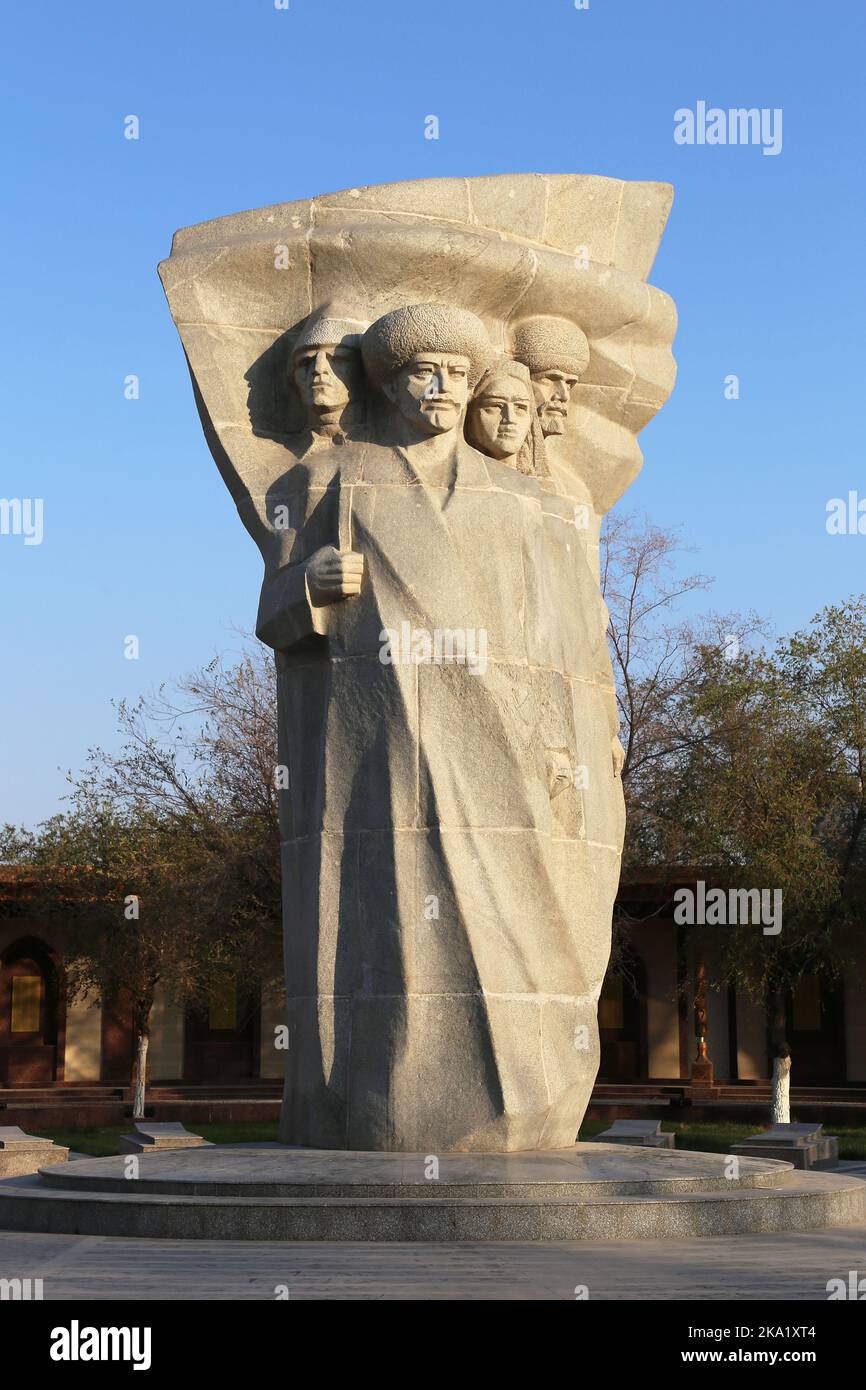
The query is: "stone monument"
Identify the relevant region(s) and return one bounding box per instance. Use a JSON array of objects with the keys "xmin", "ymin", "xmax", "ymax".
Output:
[
  {"xmin": 0, "ymin": 182, "xmax": 859, "ymax": 1248},
  {"xmin": 159, "ymin": 175, "xmax": 677, "ymax": 1152}
]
